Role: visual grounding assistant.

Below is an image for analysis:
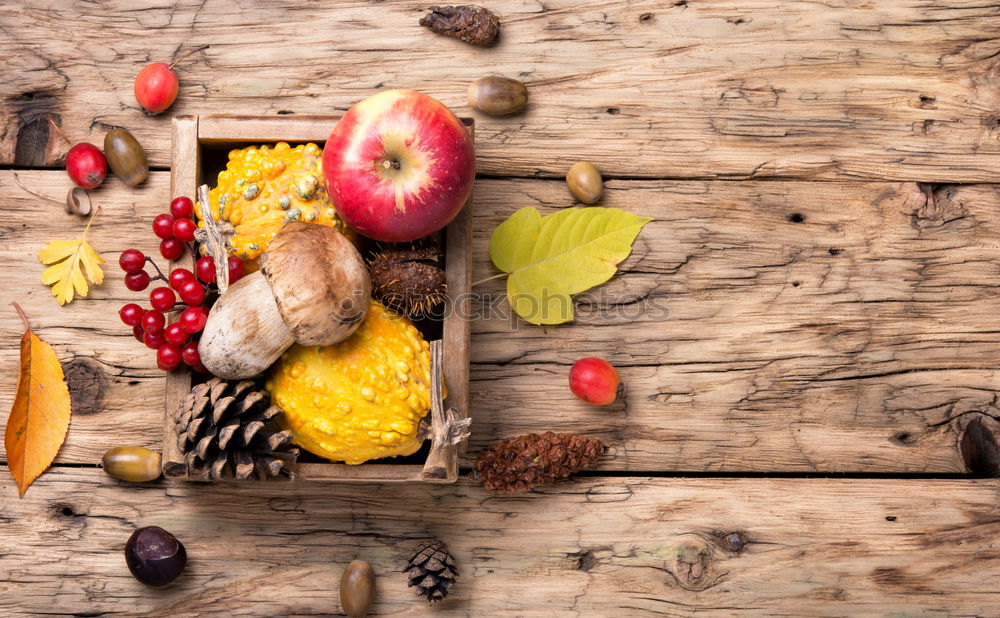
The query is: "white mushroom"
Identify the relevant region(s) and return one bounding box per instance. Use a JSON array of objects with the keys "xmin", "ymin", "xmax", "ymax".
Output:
[{"xmin": 198, "ymin": 222, "xmax": 371, "ymax": 379}]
